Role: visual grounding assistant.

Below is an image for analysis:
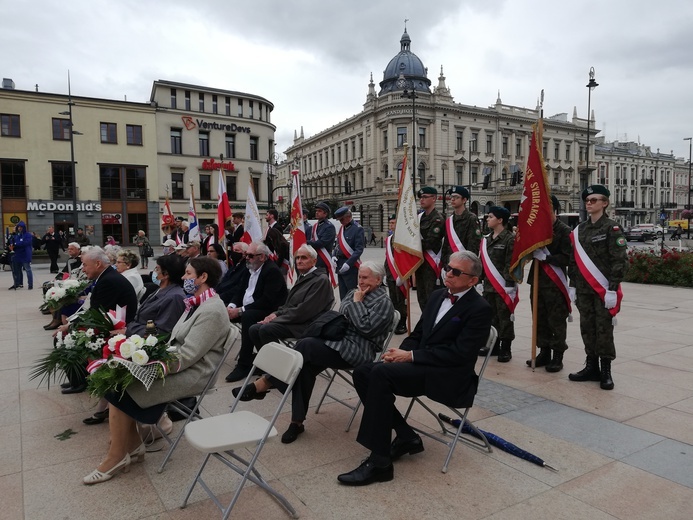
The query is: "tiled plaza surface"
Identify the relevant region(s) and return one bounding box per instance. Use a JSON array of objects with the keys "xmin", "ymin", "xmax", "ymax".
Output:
[{"xmin": 2, "ymin": 247, "xmax": 692, "ymax": 519}]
